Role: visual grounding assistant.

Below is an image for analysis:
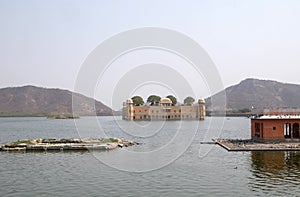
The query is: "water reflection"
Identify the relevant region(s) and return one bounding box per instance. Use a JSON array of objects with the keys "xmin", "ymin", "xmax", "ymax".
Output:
[{"xmin": 249, "ymin": 151, "xmax": 300, "ymax": 196}]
